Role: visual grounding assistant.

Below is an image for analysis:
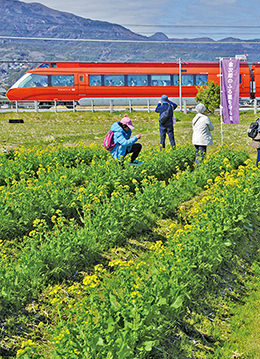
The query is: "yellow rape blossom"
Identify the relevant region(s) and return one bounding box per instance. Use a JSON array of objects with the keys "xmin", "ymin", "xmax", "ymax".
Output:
[{"xmin": 83, "ymin": 274, "xmax": 99, "ymax": 288}]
